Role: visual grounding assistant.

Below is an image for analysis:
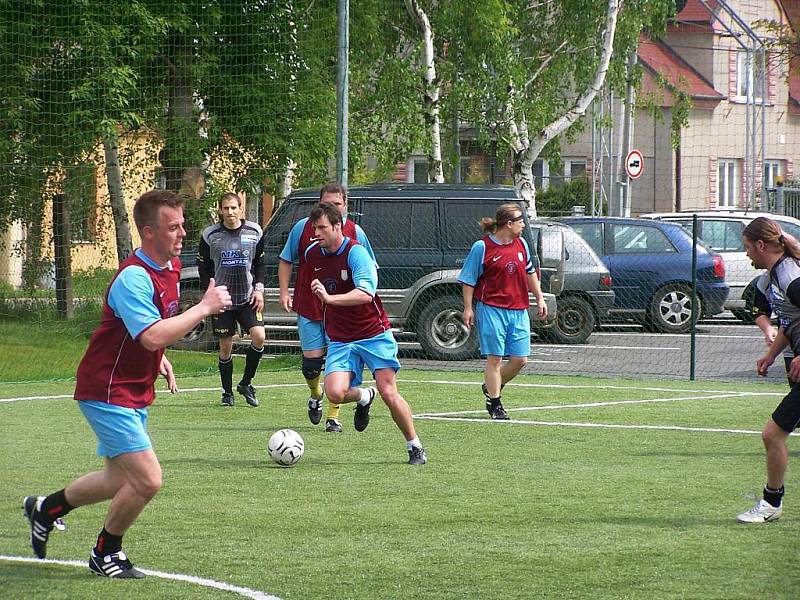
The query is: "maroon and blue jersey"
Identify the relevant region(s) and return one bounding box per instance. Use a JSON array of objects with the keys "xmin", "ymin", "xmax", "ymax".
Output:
[
  {"xmin": 74, "ymin": 250, "xmax": 180, "ymax": 409},
  {"xmin": 458, "ymin": 235, "xmax": 533, "ymax": 310},
  {"xmin": 281, "ymin": 217, "xmax": 364, "ymax": 321},
  {"xmin": 304, "ymin": 237, "xmax": 390, "ymax": 342}
]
